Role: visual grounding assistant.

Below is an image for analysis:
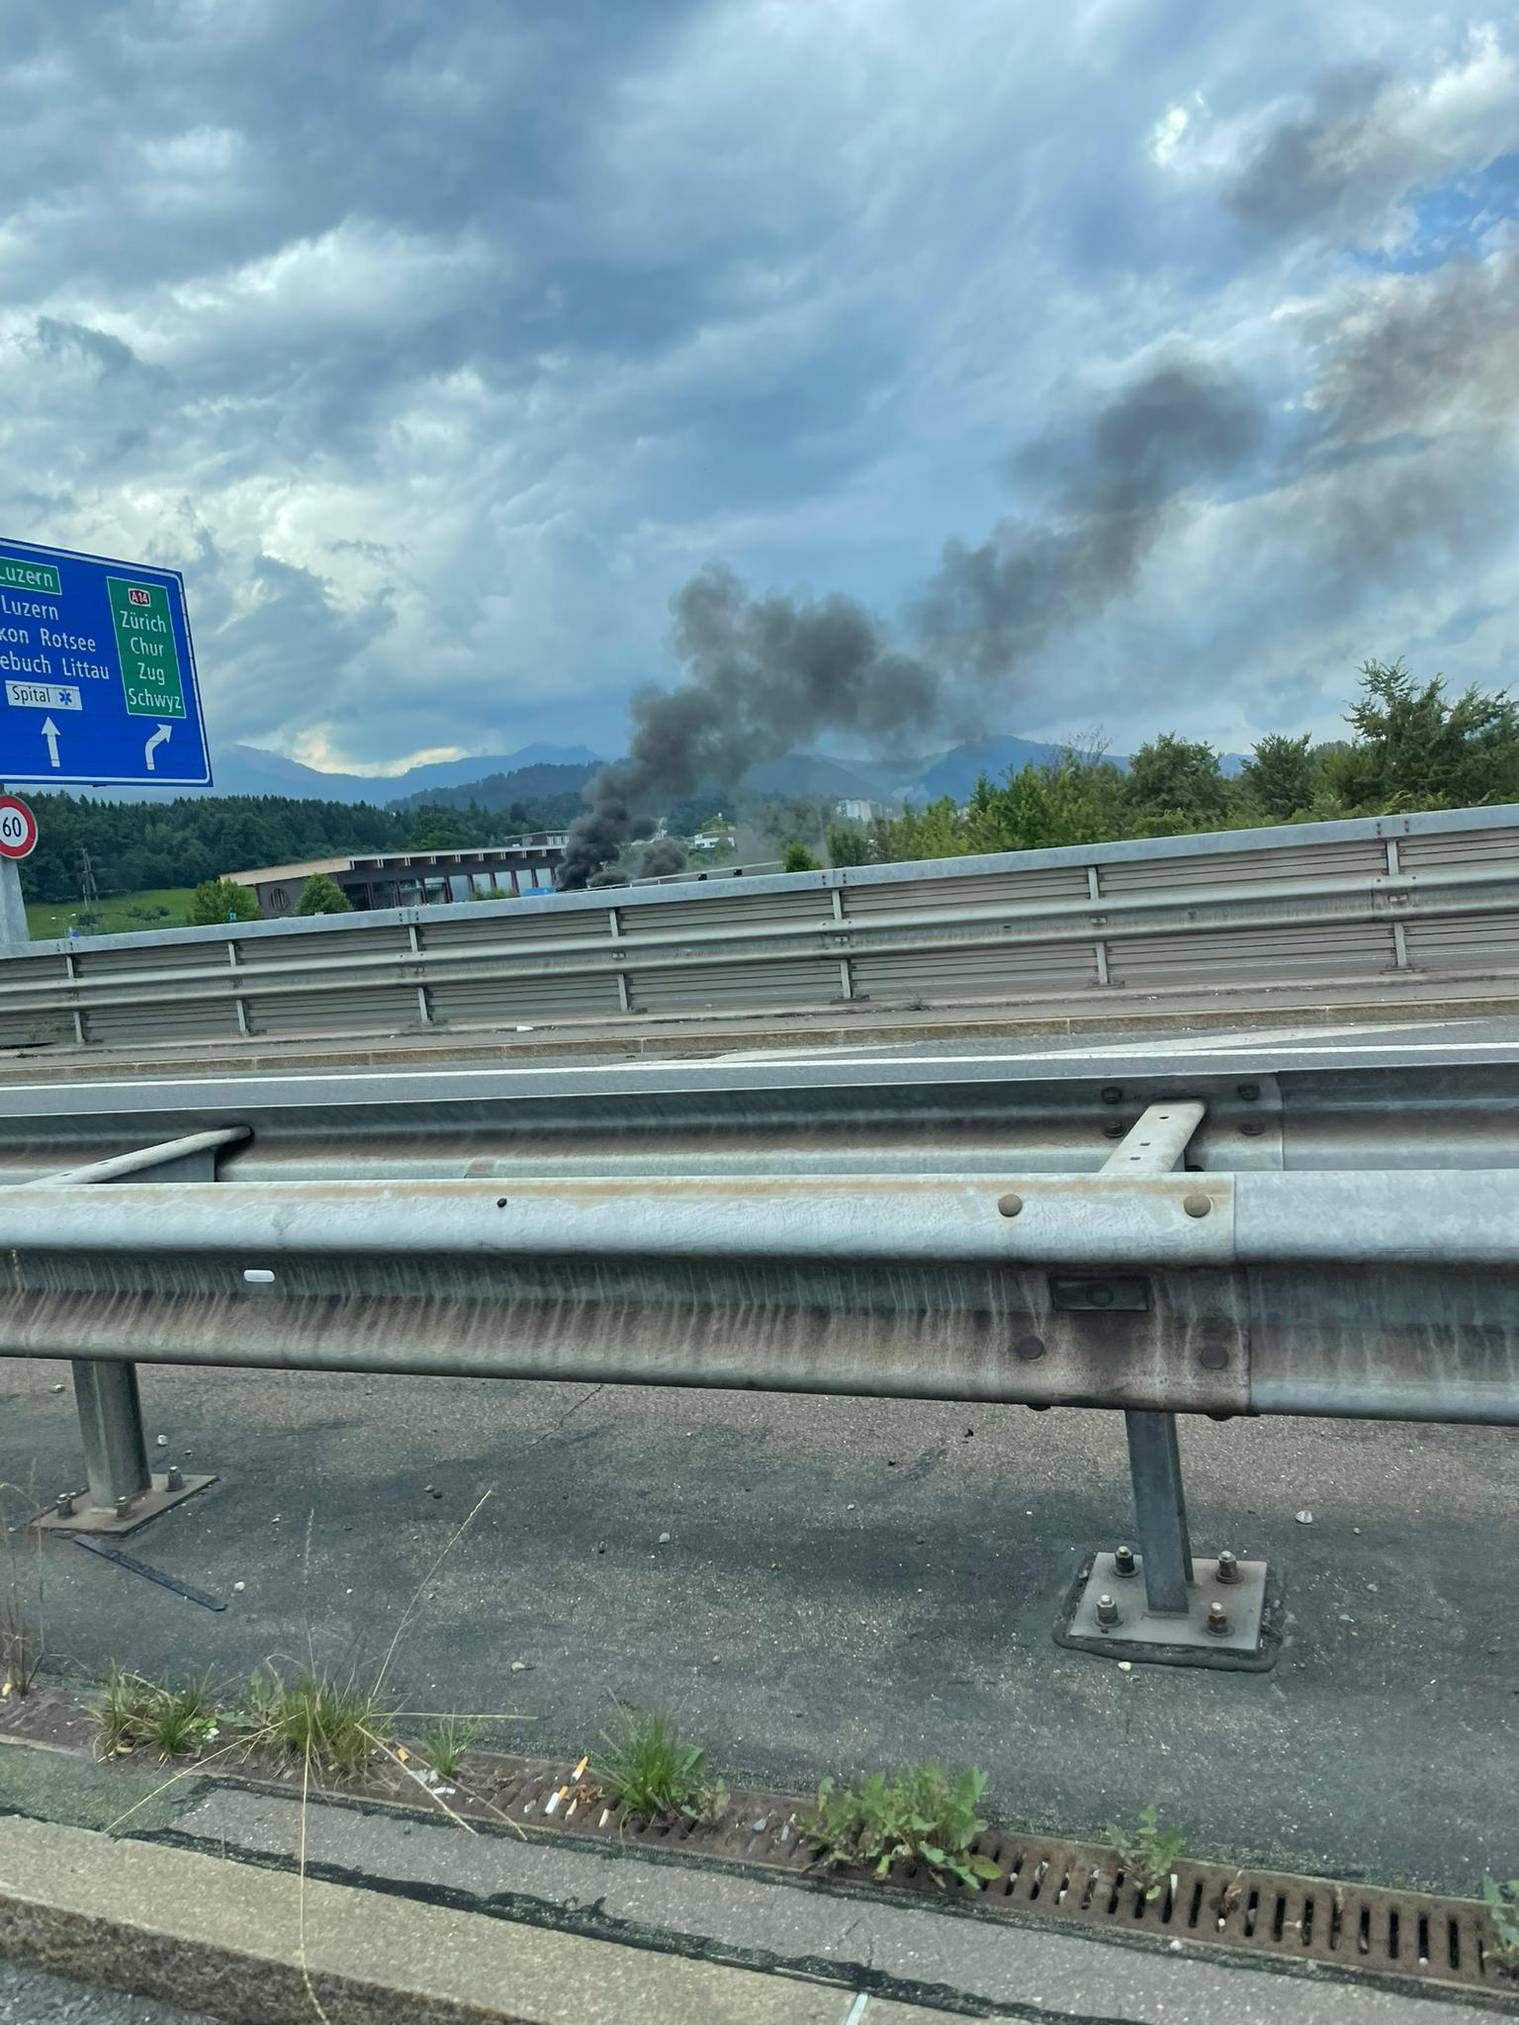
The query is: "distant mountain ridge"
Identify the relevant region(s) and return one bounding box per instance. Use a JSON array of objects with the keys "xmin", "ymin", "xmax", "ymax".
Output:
[
  {"xmin": 106, "ymin": 740, "xmax": 603, "ymax": 803},
  {"xmin": 101, "ymin": 732, "xmax": 1245, "ymax": 808}
]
